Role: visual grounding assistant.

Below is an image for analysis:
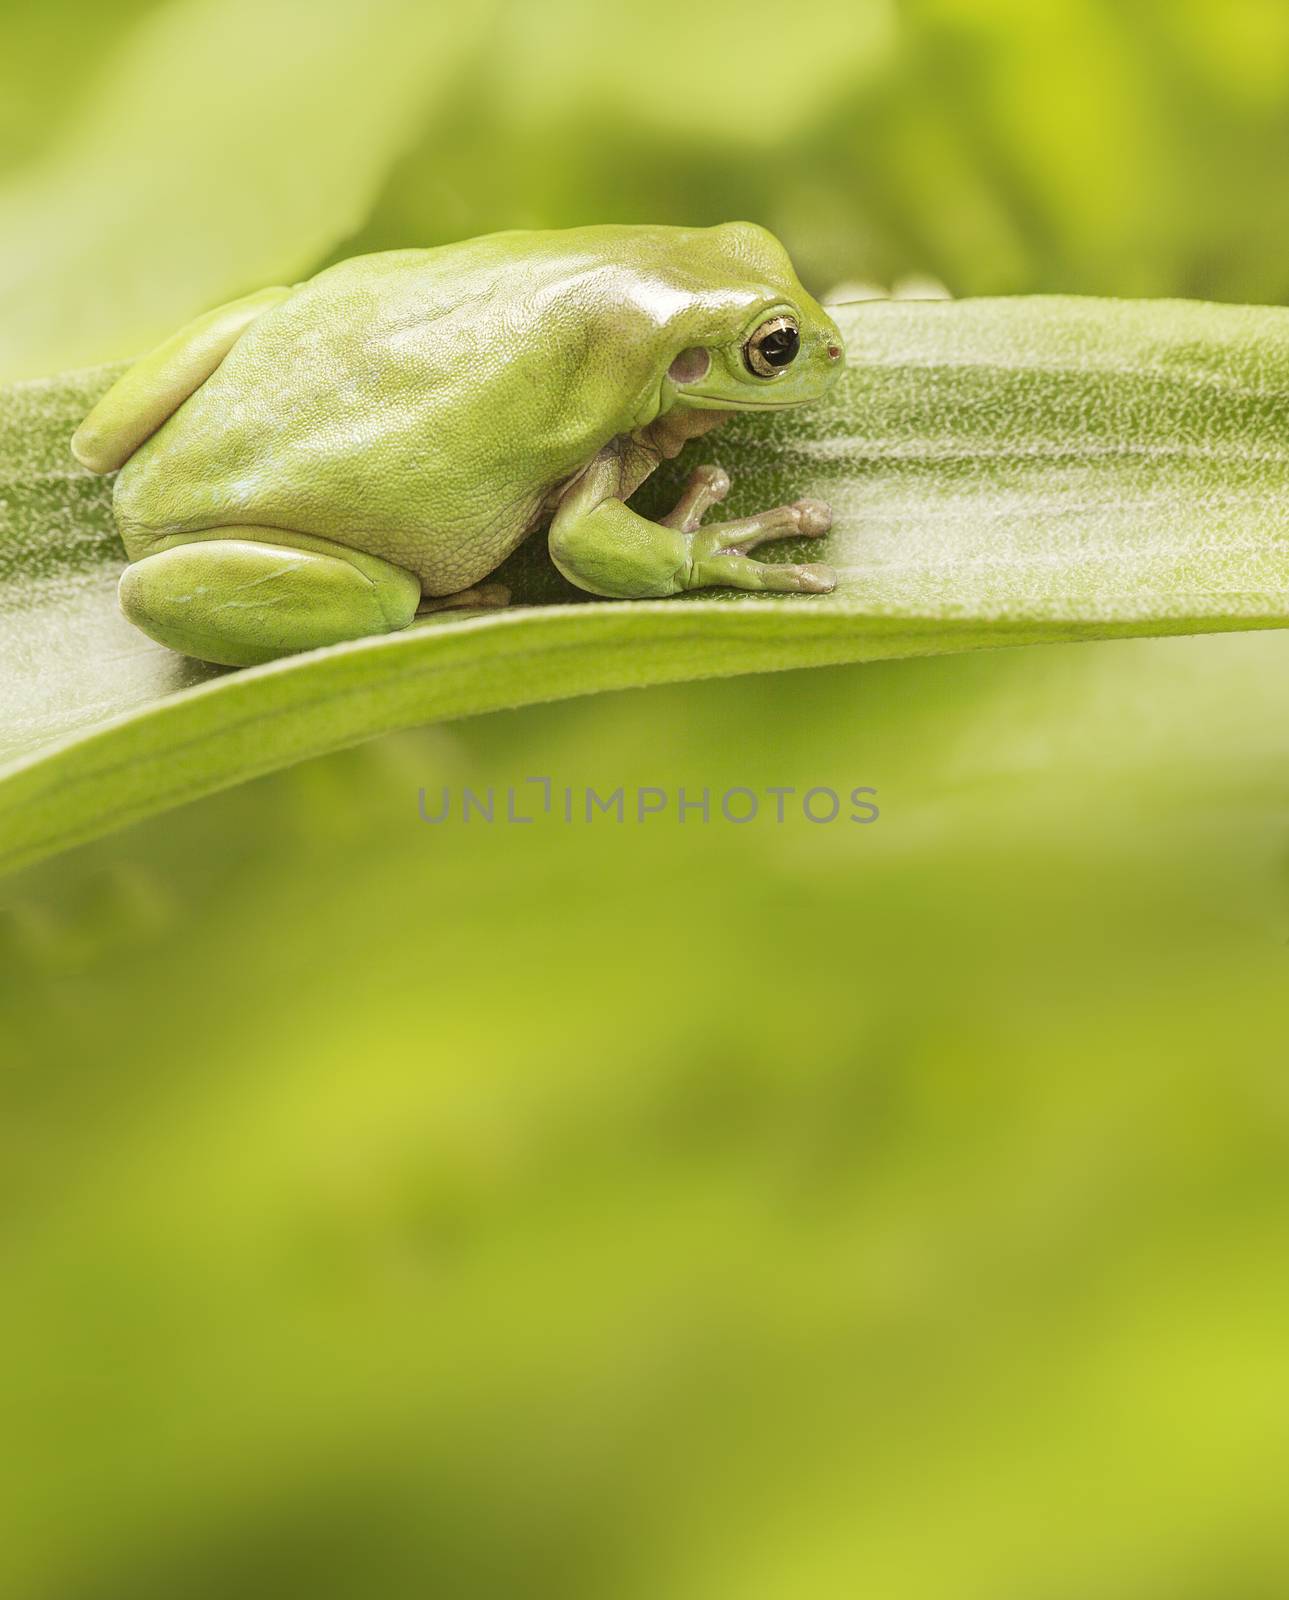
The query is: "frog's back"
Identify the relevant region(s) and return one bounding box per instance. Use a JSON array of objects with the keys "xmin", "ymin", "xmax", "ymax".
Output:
[{"xmin": 113, "ymin": 226, "xmax": 788, "ymax": 588}]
